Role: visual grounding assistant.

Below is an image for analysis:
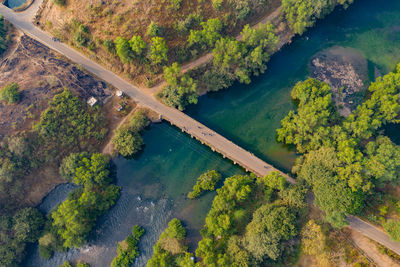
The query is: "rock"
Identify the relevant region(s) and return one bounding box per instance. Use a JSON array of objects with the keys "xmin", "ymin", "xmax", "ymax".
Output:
[{"xmin": 310, "ymin": 46, "xmax": 368, "ymax": 117}]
